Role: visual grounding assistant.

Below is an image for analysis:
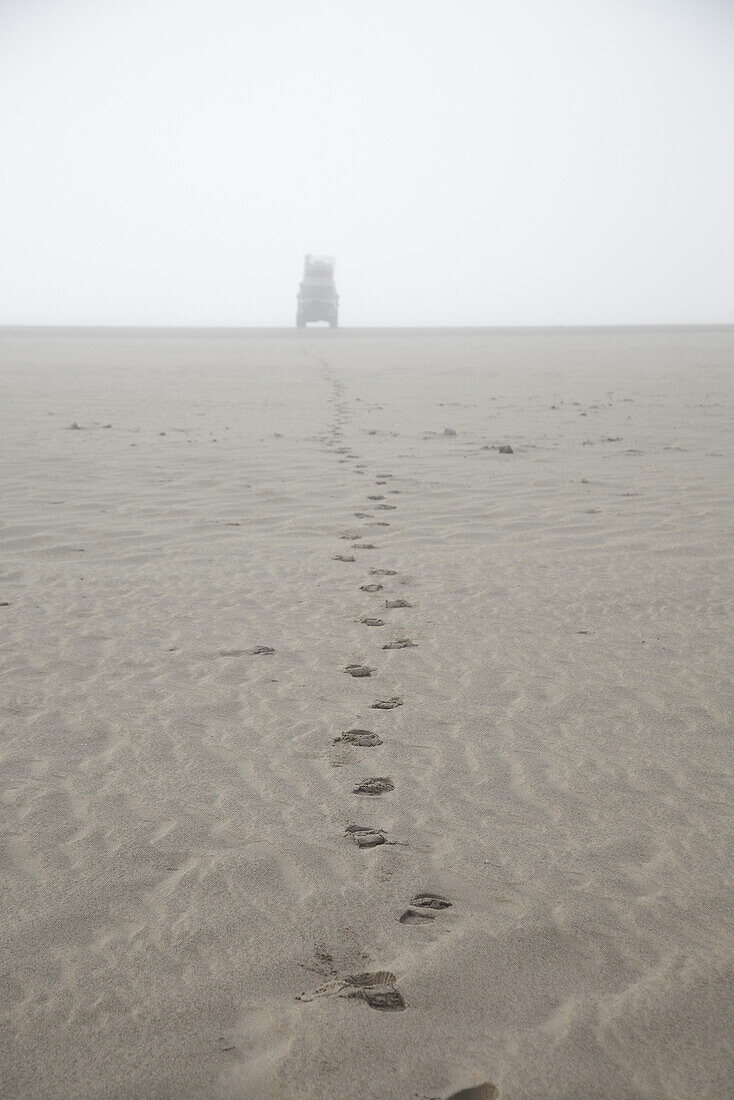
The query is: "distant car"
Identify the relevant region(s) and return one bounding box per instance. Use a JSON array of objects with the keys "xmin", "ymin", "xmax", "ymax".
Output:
[{"xmin": 297, "ymin": 255, "xmax": 339, "ymax": 327}]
